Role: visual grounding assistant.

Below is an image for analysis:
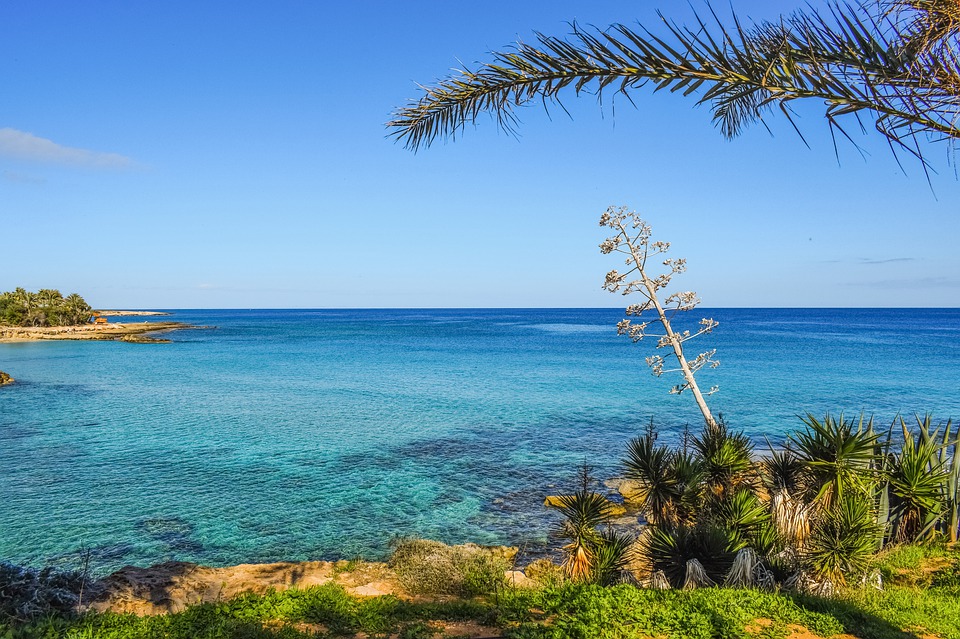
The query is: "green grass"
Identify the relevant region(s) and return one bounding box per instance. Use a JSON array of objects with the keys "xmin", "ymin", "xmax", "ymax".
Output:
[
  {"xmin": 1, "ymin": 583, "xmax": 495, "ymax": 638},
  {"xmin": 3, "ymin": 545, "xmax": 959, "ymax": 639}
]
